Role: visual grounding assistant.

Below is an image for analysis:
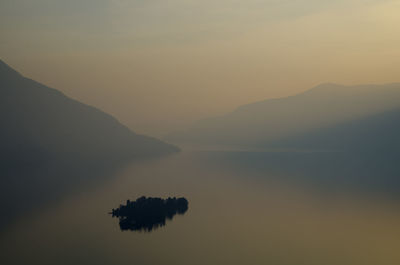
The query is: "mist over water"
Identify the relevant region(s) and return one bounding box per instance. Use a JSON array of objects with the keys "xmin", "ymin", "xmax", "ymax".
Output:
[{"xmin": 1, "ymin": 149, "xmax": 400, "ymax": 265}]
